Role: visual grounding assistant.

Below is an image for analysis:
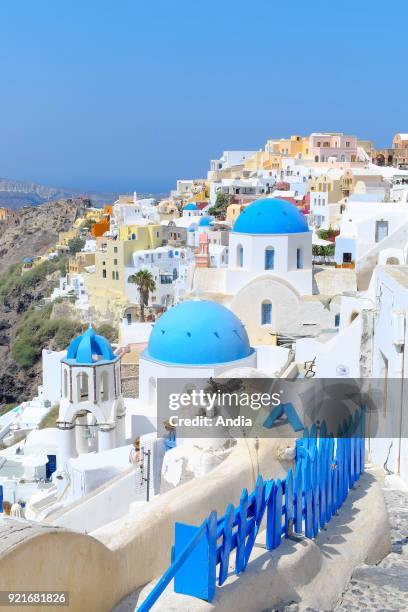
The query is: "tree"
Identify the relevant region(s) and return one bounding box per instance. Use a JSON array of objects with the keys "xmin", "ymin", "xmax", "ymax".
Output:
[
  {"xmin": 128, "ymin": 270, "xmax": 156, "ymax": 322},
  {"xmin": 68, "ymin": 236, "xmax": 86, "ymax": 255},
  {"xmin": 208, "ymin": 192, "xmax": 232, "ymax": 219}
]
